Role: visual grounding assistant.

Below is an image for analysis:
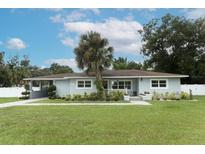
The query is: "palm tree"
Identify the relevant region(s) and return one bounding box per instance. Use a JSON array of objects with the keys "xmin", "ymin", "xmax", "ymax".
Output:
[{"xmin": 74, "ymin": 31, "xmax": 113, "ymax": 99}]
